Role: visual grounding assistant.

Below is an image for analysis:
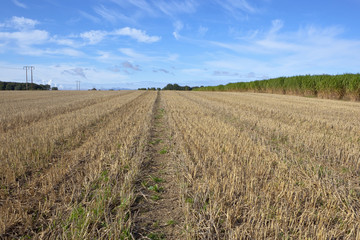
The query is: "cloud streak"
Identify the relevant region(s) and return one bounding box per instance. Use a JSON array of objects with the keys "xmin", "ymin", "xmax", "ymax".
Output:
[
  {"xmin": 94, "ymin": 5, "xmax": 136, "ymax": 24},
  {"xmin": 12, "ymin": 0, "xmax": 26, "ymax": 8},
  {"xmin": 122, "ymin": 61, "xmax": 141, "ymax": 71},
  {"xmin": 153, "ymin": 68, "xmax": 173, "ymax": 74},
  {"xmin": 214, "ymin": 0, "xmax": 257, "ymax": 18},
  {"xmin": 62, "ymin": 68, "xmax": 87, "ymax": 79},
  {"xmin": 173, "ymin": 21, "xmax": 184, "ymax": 40},
  {"xmin": 153, "ymin": 0, "xmax": 198, "ymax": 16}
]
